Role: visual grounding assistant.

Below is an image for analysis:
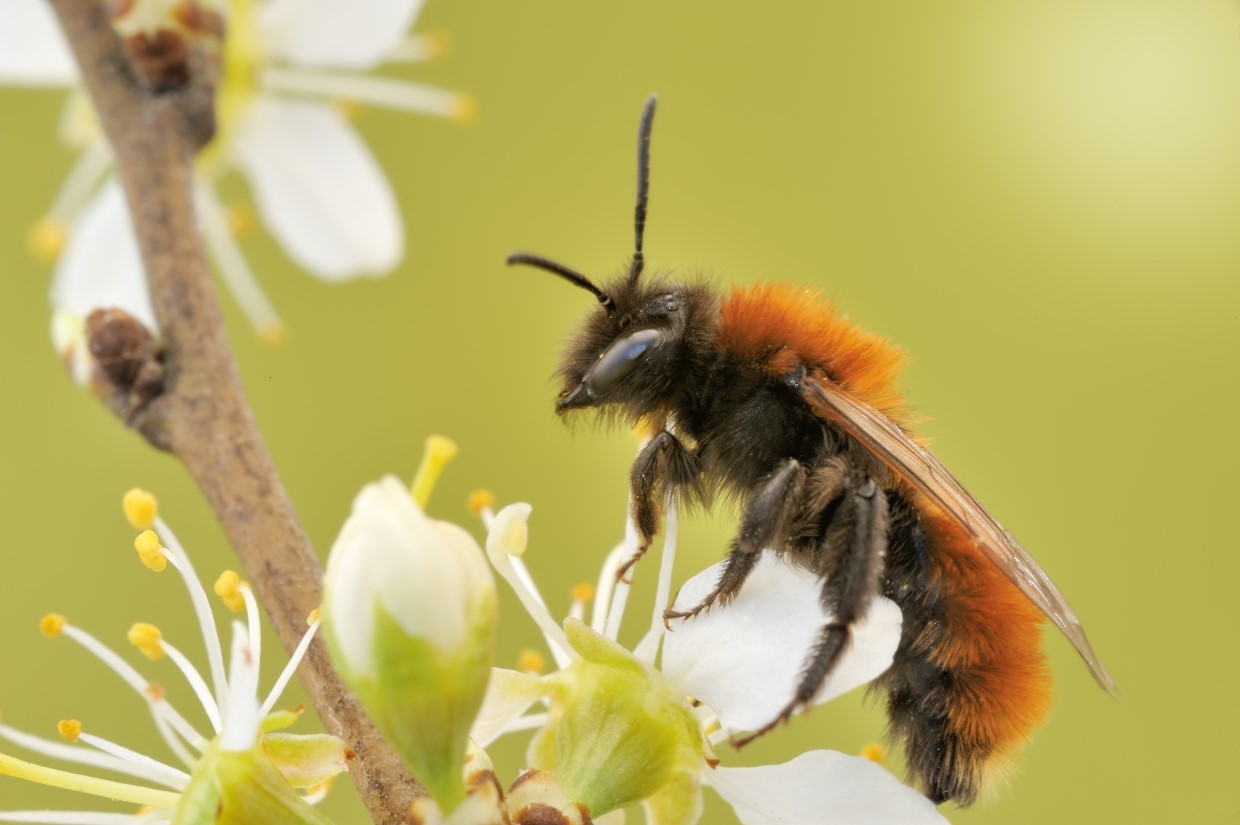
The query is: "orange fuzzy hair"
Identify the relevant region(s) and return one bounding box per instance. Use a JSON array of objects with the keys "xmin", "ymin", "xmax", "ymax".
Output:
[{"xmin": 718, "ymin": 283, "xmax": 911, "ymax": 426}]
